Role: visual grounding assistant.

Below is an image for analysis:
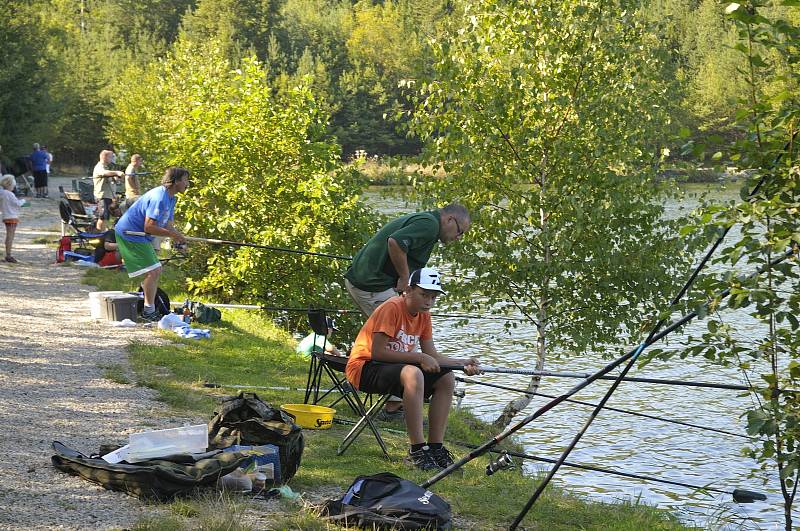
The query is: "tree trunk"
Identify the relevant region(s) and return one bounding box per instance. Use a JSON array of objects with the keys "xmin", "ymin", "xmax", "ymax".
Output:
[
  {"xmin": 492, "ymin": 196, "xmax": 549, "ymax": 430},
  {"xmin": 490, "ymin": 325, "xmax": 546, "ymax": 430}
]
